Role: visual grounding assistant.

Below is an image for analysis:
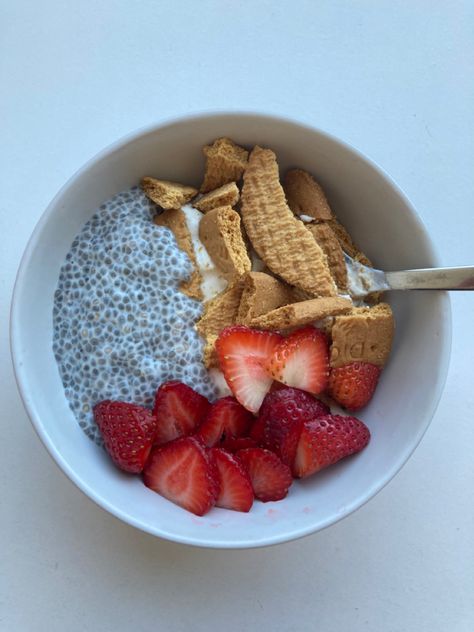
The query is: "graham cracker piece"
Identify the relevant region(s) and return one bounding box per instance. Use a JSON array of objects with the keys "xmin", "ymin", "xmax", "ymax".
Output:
[
  {"xmin": 196, "ymin": 281, "xmax": 244, "ymax": 367},
  {"xmin": 326, "ymin": 219, "xmax": 372, "ymax": 267},
  {"xmin": 141, "ymin": 177, "xmax": 198, "ymax": 209},
  {"xmin": 198, "ymin": 206, "xmax": 251, "ymax": 280},
  {"xmin": 154, "ymin": 209, "xmax": 202, "ymax": 300},
  {"xmin": 194, "ymin": 182, "xmax": 240, "ymax": 213},
  {"xmin": 330, "ymin": 303, "xmax": 394, "ymax": 368},
  {"xmin": 237, "ymin": 272, "xmax": 294, "ymax": 325},
  {"xmin": 203, "ymin": 334, "xmax": 219, "ymax": 368},
  {"xmin": 283, "ymin": 169, "xmax": 333, "ymax": 220},
  {"xmin": 307, "ymin": 223, "xmax": 348, "ymax": 291},
  {"xmin": 249, "ymin": 297, "xmax": 353, "ymax": 330},
  {"xmin": 241, "ymin": 146, "xmax": 337, "ymax": 297},
  {"xmin": 200, "ymin": 138, "xmax": 249, "ymax": 193}
]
